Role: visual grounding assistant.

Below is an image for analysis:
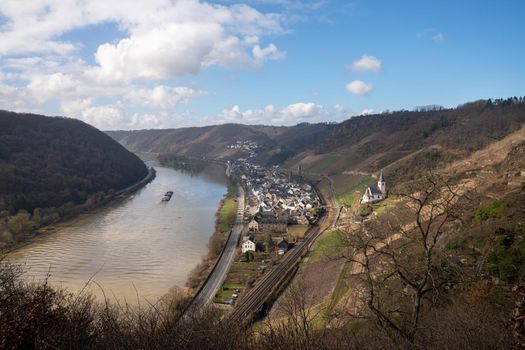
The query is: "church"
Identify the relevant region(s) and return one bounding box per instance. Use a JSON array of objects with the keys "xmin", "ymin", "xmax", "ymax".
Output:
[{"xmin": 361, "ymin": 170, "xmax": 387, "ymax": 204}]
